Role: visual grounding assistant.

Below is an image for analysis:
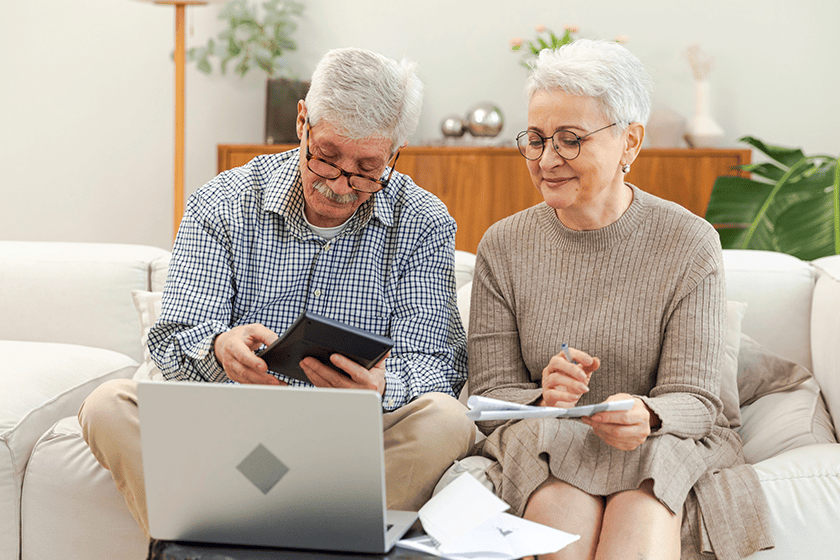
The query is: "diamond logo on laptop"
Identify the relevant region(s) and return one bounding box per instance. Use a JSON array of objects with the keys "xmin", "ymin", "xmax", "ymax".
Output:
[{"xmin": 237, "ymin": 444, "xmax": 289, "ymax": 494}]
